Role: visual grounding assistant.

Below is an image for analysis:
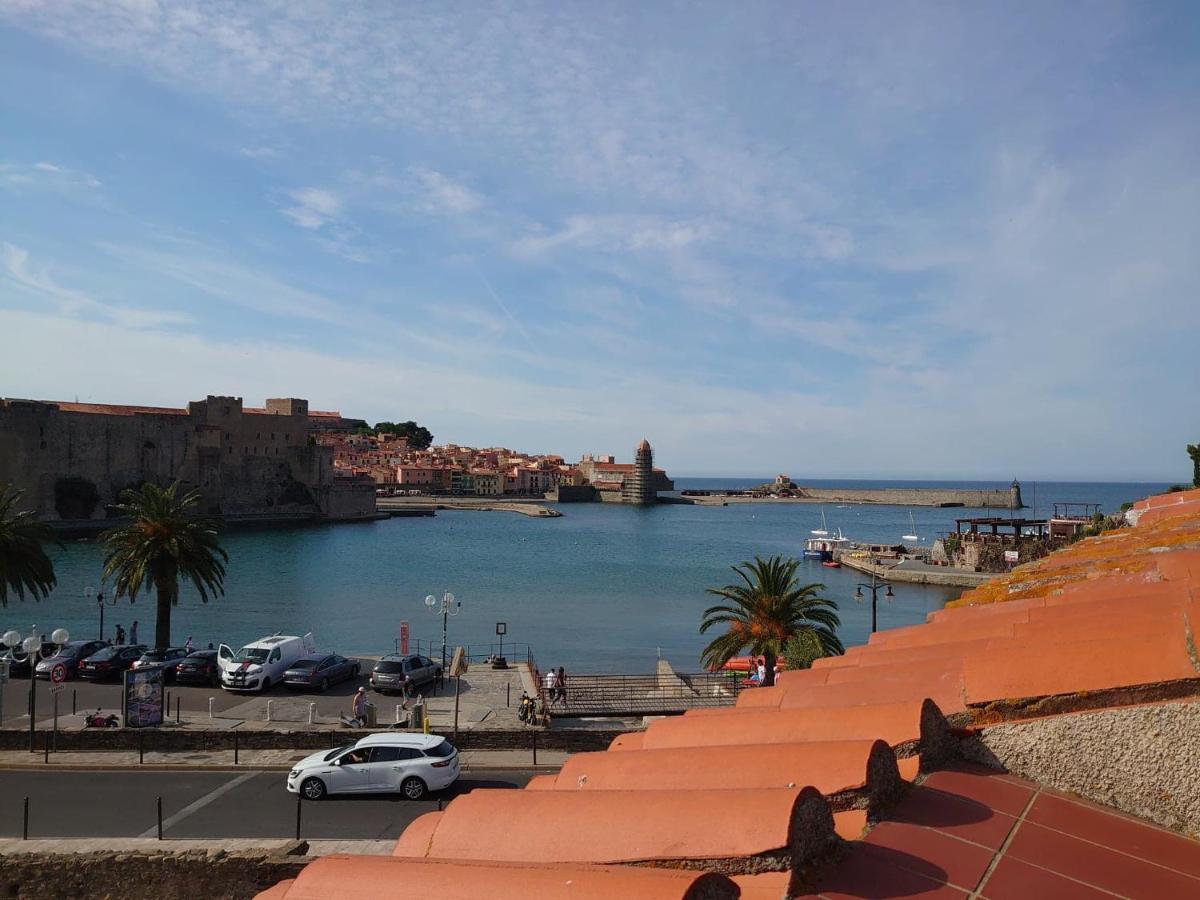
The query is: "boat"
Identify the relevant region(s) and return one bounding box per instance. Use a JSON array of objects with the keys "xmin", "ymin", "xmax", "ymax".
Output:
[
  {"xmin": 821, "ymin": 560, "xmax": 841, "ymax": 568},
  {"xmin": 811, "ymin": 507, "xmax": 829, "ymax": 536},
  {"xmin": 902, "ymin": 511, "xmax": 920, "ymax": 542},
  {"xmin": 804, "ymin": 528, "xmax": 850, "ymax": 561}
]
